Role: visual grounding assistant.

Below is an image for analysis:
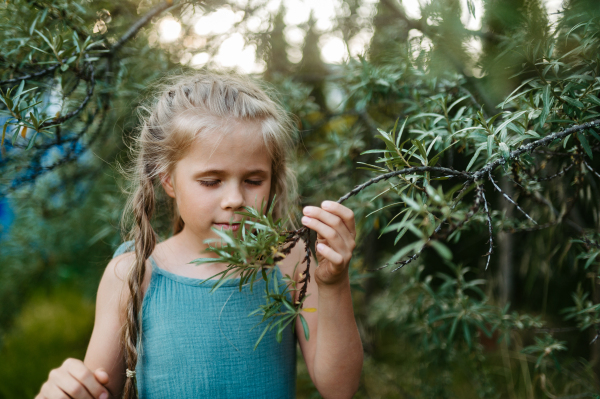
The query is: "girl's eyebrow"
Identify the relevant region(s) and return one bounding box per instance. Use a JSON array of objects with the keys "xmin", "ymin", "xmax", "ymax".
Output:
[{"xmin": 192, "ymin": 168, "xmax": 270, "ymax": 177}]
